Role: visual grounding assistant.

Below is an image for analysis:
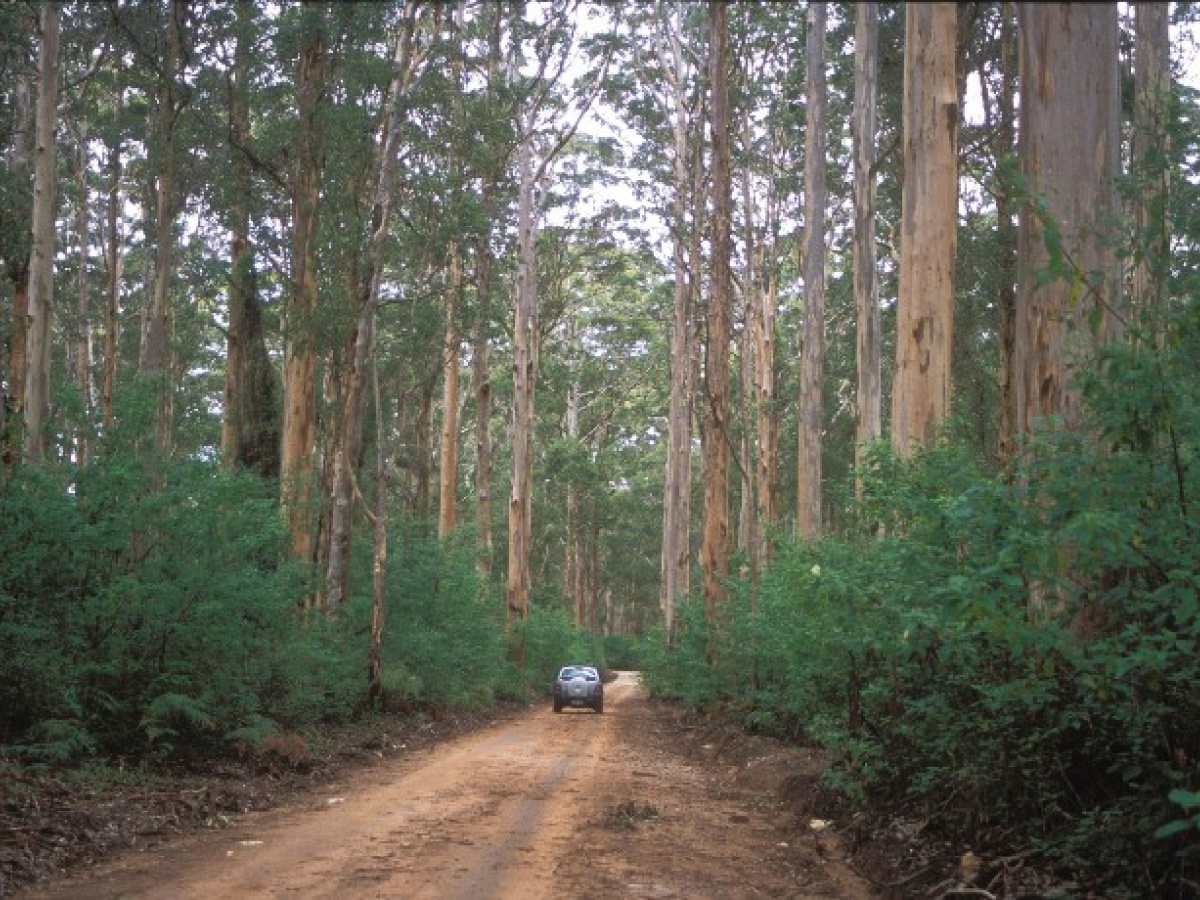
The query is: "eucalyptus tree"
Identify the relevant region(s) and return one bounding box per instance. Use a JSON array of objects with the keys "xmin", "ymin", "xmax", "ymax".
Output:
[
  {"xmin": 891, "ymin": 2, "xmax": 958, "ymax": 455},
  {"xmin": 1014, "ymin": 3, "xmax": 1120, "ymax": 437},
  {"xmin": 281, "ymin": 2, "xmax": 329, "ymax": 565},
  {"xmin": 852, "ymin": 2, "xmax": 881, "ymax": 490},
  {"xmin": 701, "ymin": 0, "xmax": 733, "ymax": 624},
  {"xmin": 22, "ymin": 0, "xmax": 61, "ymax": 463},
  {"xmin": 2, "ymin": 5, "xmax": 35, "ymax": 462},
  {"xmin": 796, "ymin": 2, "xmax": 828, "ymax": 539},
  {"xmin": 324, "ymin": 2, "xmax": 436, "ymax": 613},
  {"xmin": 504, "ymin": 0, "xmax": 612, "ymax": 641},
  {"xmin": 1130, "ymin": 2, "xmax": 1171, "ymax": 339}
]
